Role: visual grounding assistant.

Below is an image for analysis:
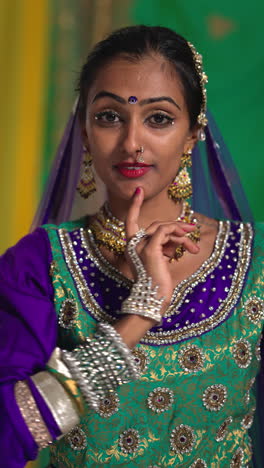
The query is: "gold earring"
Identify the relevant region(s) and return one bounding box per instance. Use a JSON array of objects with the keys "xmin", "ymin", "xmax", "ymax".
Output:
[
  {"xmin": 180, "ymin": 149, "xmax": 192, "ymax": 168},
  {"xmin": 168, "ymin": 150, "xmax": 192, "ymax": 202},
  {"xmin": 76, "ymin": 147, "xmax": 96, "ymax": 198}
]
